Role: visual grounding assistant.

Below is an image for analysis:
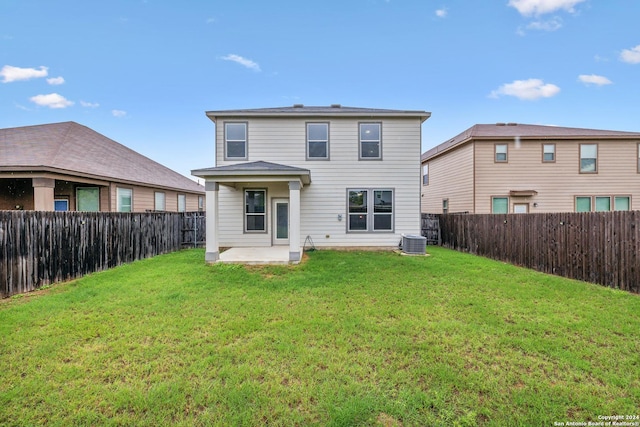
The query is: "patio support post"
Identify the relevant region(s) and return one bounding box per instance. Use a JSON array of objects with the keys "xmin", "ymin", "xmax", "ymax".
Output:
[
  {"xmin": 32, "ymin": 177, "xmax": 55, "ymax": 211},
  {"xmin": 288, "ymin": 180, "xmax": 301, "ymax": 262},
  {"xmin": 205, "ymin": 181, "xmax": 219, "ymax": 263}
]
